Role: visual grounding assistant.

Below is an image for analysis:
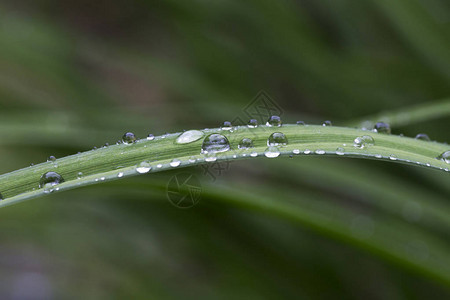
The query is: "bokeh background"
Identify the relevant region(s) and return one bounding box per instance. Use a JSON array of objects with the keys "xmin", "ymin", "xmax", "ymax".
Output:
[{"xmin": 0, "ymin": 0, "xmax": 449, "ymax": 299}]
